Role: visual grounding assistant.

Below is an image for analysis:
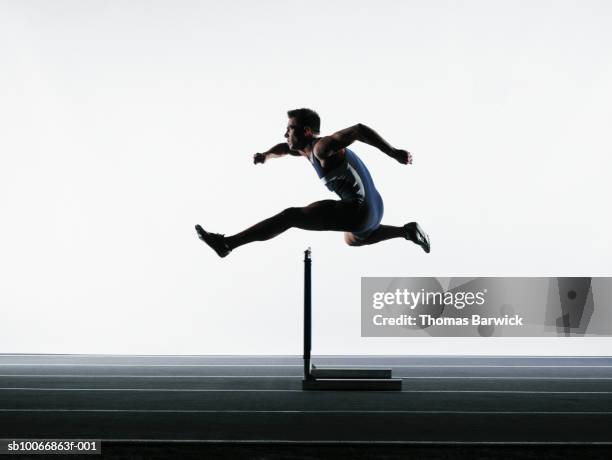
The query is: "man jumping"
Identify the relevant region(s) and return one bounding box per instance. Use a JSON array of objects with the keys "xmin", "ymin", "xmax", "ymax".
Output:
[{"xmin": 195, "ymin": 108, "xmax": 430, "ymax": 257}]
